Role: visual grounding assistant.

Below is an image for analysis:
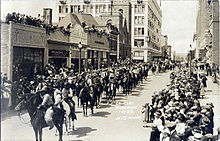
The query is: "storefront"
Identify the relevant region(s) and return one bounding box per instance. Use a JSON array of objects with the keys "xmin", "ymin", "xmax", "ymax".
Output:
[
  {"xmin": 13, "ymin": 46, "xmax": 44, "ymax": 81},
  {"xmin": 48, "ymin": 49, "xmax": 69, "ymax": 68},
  {"xmin": 1, "ymin": 22, "xmax": 47, "ymax": 81}
]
